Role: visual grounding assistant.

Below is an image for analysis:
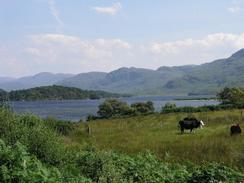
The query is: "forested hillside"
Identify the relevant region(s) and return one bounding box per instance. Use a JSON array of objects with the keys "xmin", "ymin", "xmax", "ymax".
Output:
[{"xmin": 0, "ymin": 85, "xmax": 126, "ymax": 101}]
